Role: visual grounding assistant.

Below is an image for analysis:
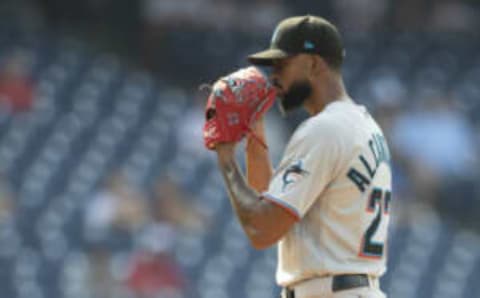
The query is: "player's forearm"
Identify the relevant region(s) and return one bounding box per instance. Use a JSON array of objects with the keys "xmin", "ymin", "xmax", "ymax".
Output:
[
  {"xmin": 217, "ymin": 144, "xmax": 260, "ymax": 232},
  {"xmin": 217, "ymin": 145, "xmax": 295, "ymax": 249},
  {"xmin": 246, "ymin": 137, "xmax": 273, "ymax": 192},
  {"xmin": 245, "ymin": 120, "xmax": 273, "ymax": 192}
]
